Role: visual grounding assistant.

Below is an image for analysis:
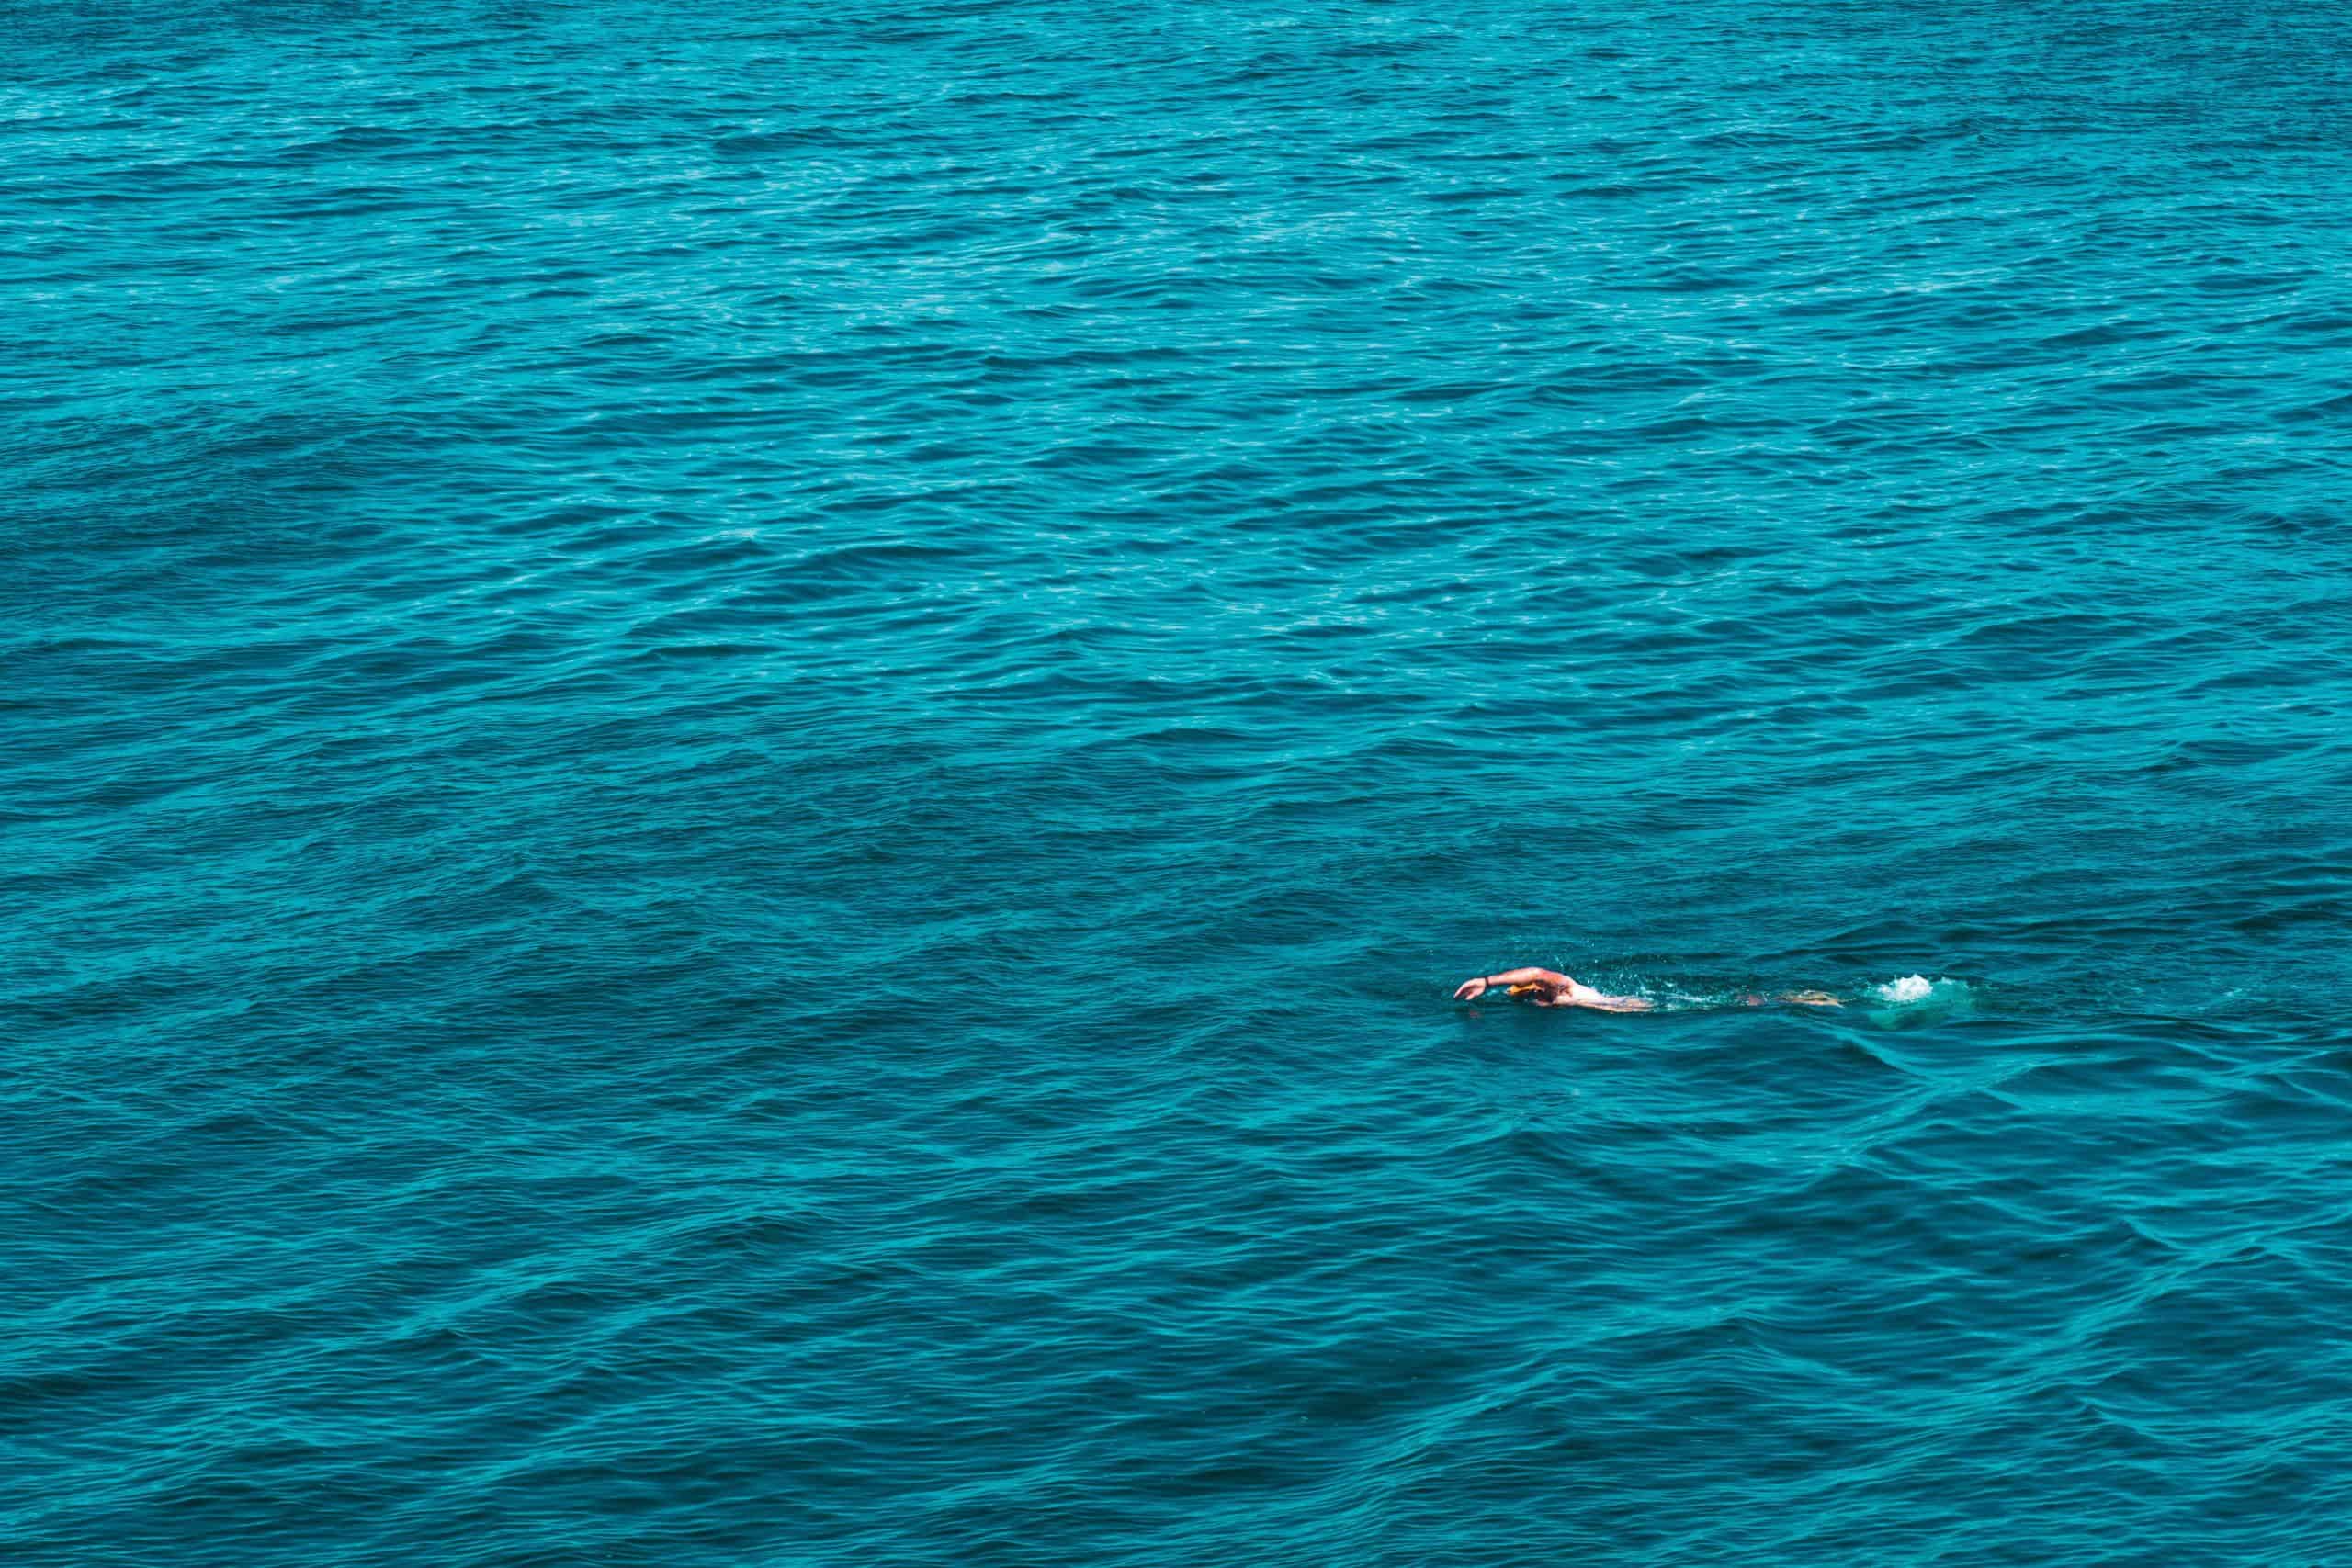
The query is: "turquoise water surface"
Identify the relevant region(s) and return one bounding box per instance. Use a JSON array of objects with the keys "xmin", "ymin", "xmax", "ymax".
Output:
[{"xmin": 10, "ymin": 3, "xmax": 2352, "ymax": 1562}]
